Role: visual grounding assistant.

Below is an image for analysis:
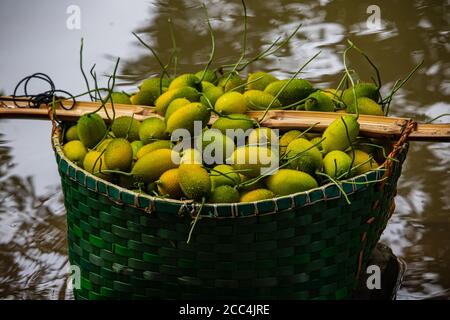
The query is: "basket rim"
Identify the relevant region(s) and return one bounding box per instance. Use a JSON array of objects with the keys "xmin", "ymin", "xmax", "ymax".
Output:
[{"xmin": 52, "ymin": 128, "xmax": 407, "ymax": 217}]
